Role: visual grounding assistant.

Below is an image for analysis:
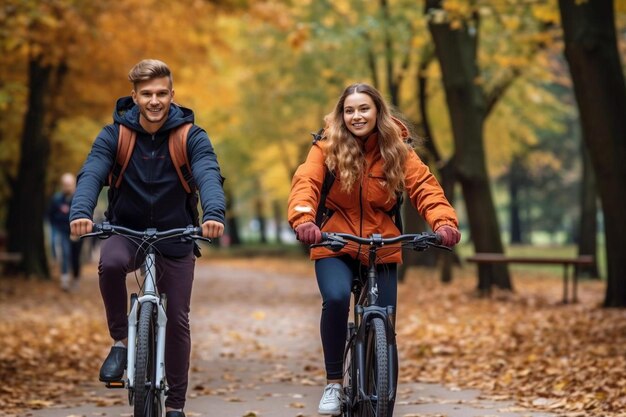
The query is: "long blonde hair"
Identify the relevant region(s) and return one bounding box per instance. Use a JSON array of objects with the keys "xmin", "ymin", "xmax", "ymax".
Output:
[{"xmin": 324, "ymin": 83, "xmax": 410, "ymax": 199}]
